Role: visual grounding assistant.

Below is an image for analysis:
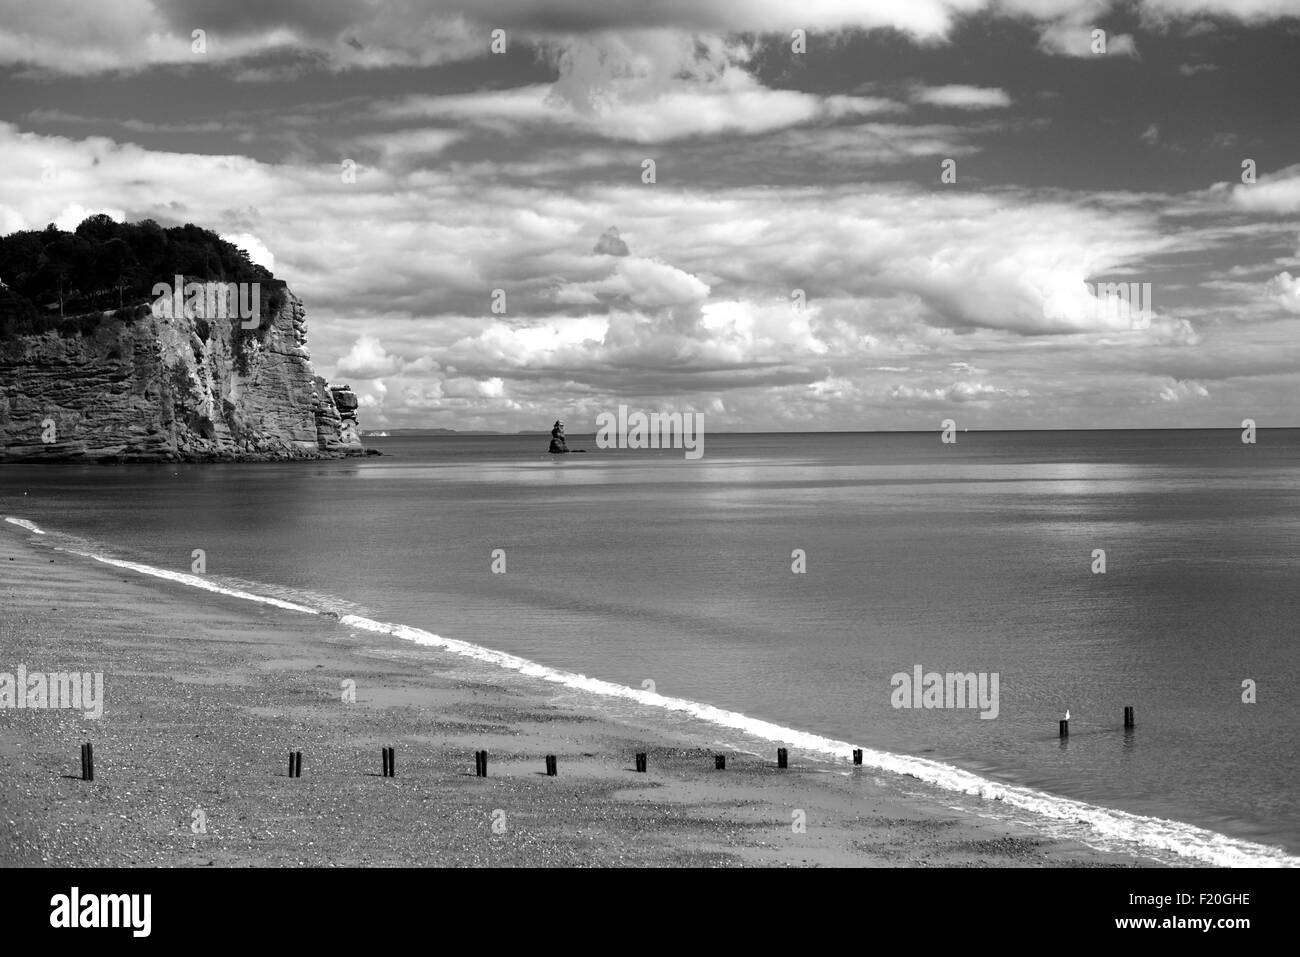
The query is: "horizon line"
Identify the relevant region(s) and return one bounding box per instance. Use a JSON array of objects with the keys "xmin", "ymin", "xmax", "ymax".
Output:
[{"xmin": 366, "ymin": 425, "xmax": 1293, "ymax": 435}]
